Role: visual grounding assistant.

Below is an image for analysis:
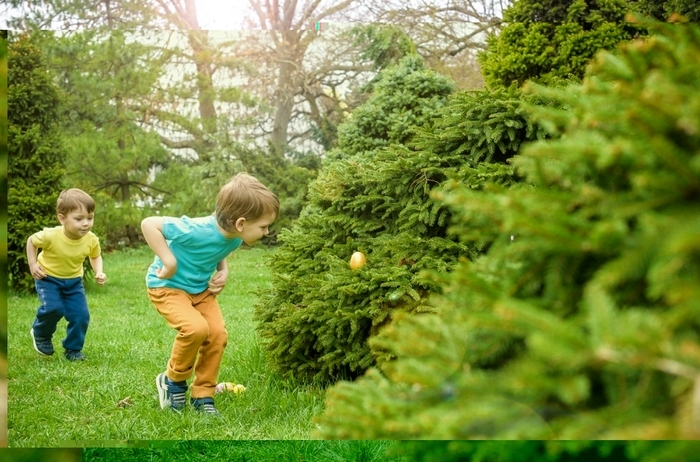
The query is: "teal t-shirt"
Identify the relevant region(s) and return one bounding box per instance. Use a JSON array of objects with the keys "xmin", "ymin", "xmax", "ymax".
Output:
[{"xmin": 146, "ymin": 215, "xmax": 242, "ymax": 293}]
